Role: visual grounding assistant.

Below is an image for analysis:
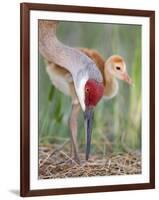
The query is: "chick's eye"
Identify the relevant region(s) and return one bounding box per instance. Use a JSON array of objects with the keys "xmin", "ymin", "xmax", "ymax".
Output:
[{"xmin": 116, "ymin": 66, "xmax": 121, "ymax": 70}]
